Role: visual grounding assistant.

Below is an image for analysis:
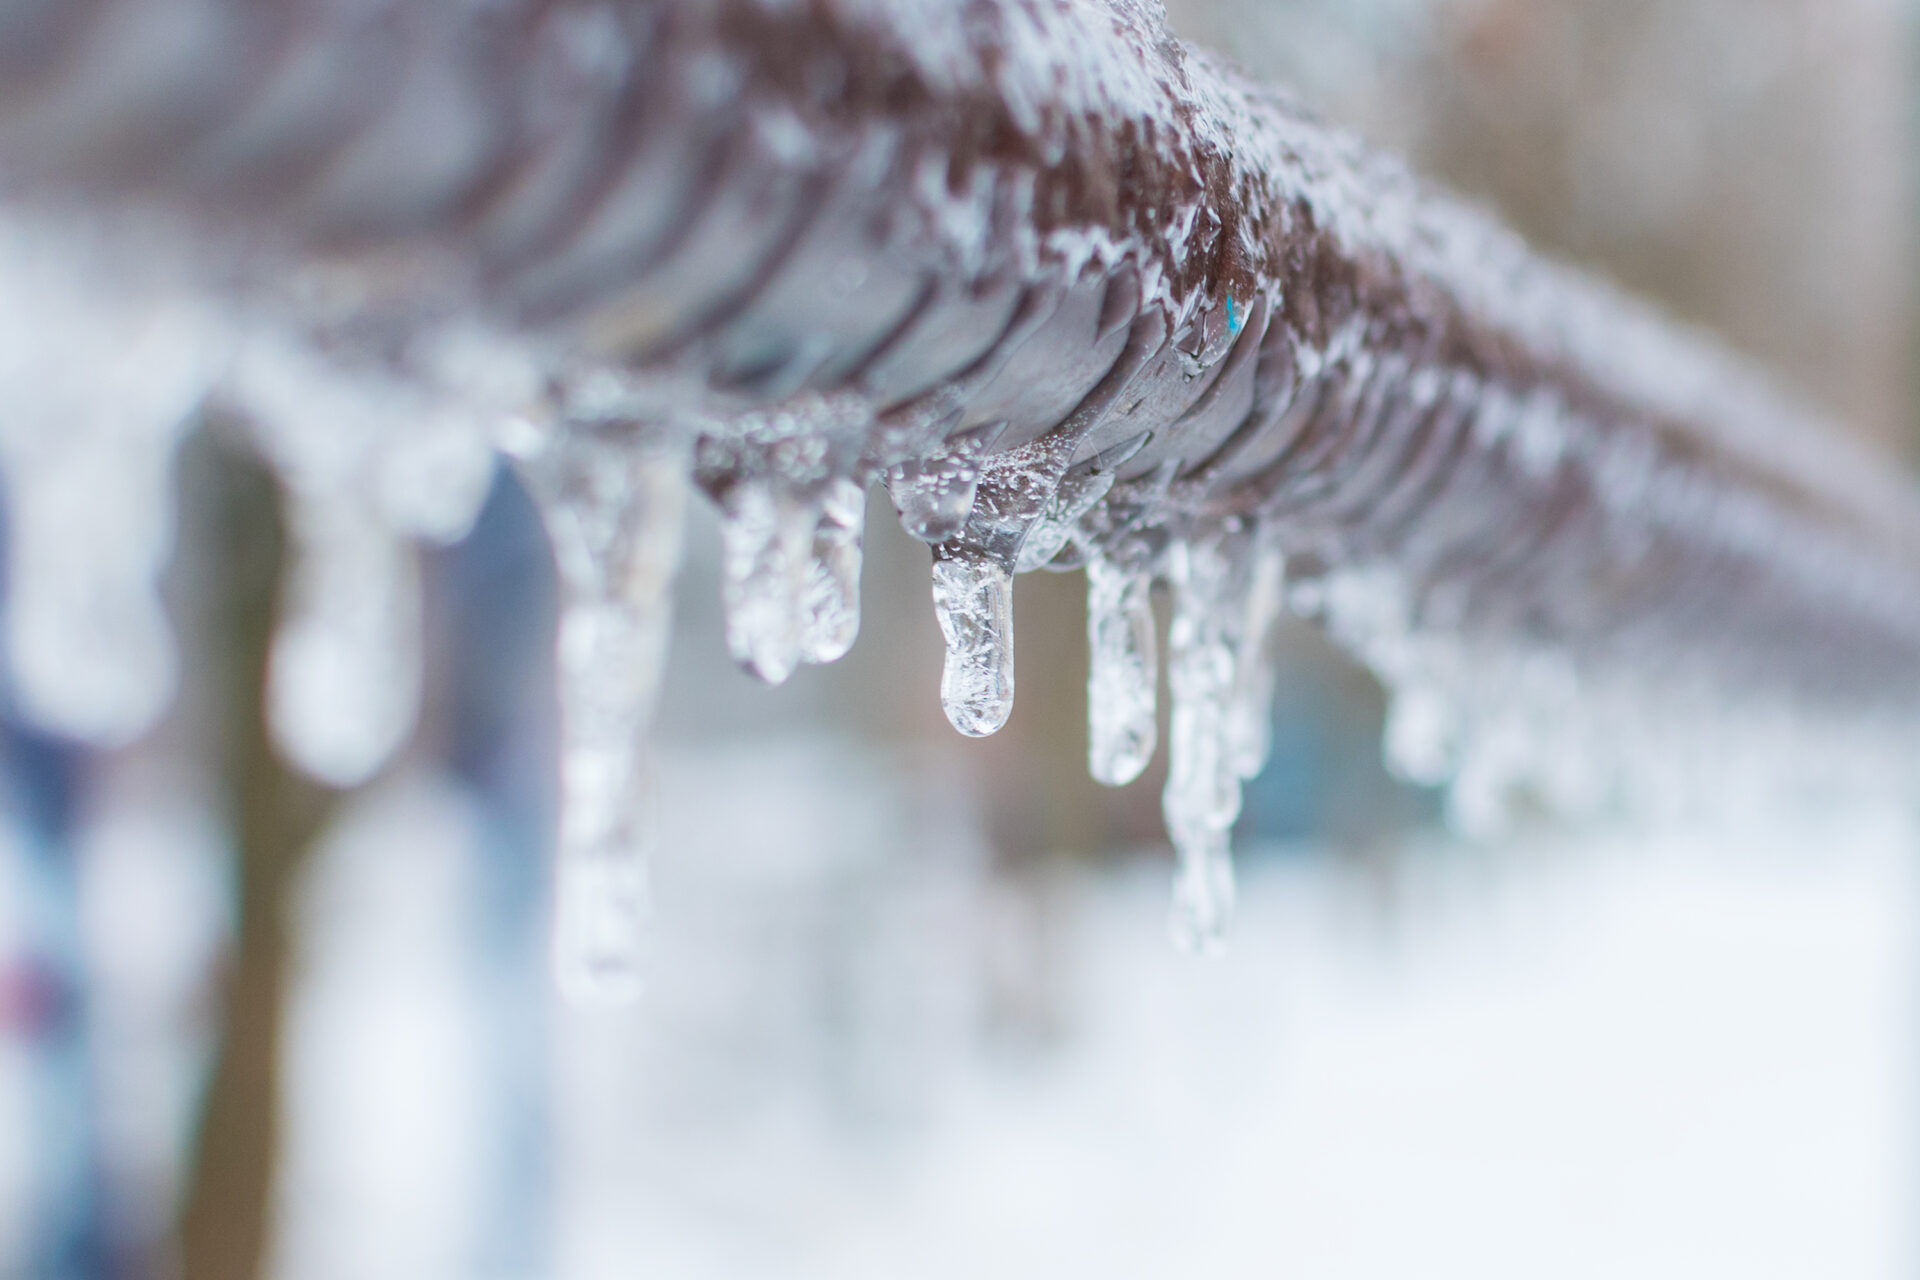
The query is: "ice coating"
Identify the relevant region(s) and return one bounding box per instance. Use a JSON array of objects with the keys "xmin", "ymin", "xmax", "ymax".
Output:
[
  {"xmin": 1085, "ymin": 549, "xmax": 1158, "ymax": 787},
  {"xmin": 885, "ymin": 424, "xmax": 1003, "ymax": 544},
  {"xmin": 0, "ymin": 221, "xmax": 218, "ymax": 744},
  {"xmin": 1015, "ymin": 441, "xmax": 1139, "ymax": 573},
  {"xmin": 1162, "ymin": 531, "xmax": 1253, "ymax": 955},
  {"xmin": 518, "ymin": 428, "xmax": 688, "ymax": 1004}
]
